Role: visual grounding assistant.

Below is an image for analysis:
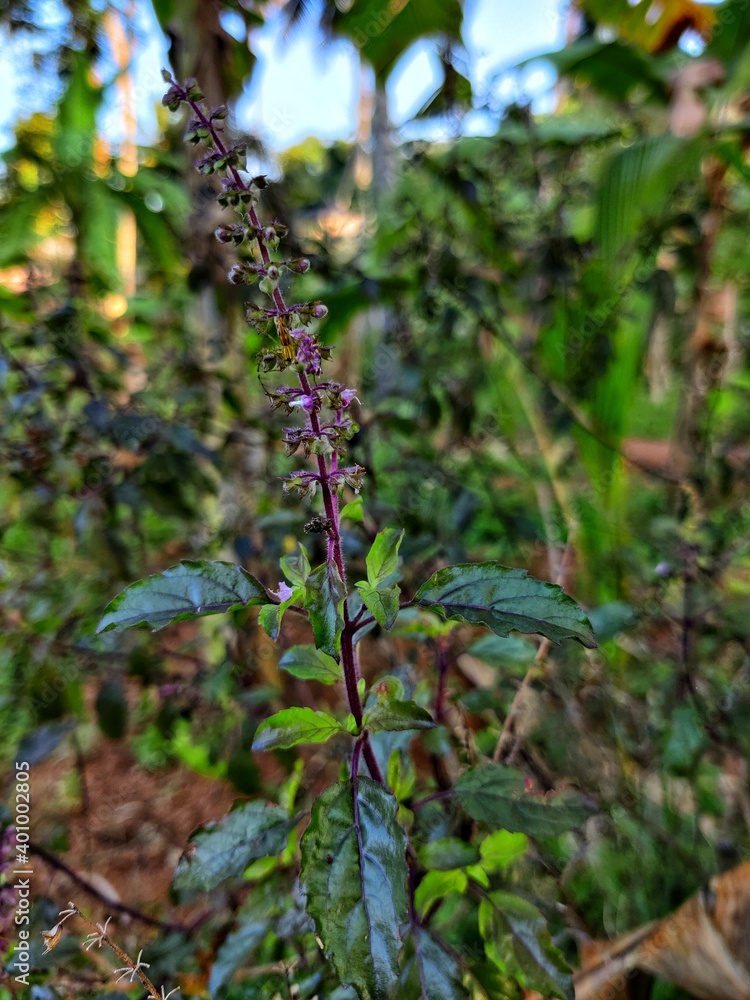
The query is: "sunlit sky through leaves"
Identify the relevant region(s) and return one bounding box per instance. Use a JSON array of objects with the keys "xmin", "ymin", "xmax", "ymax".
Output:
[{"xmin": 0, "ymin": 0, "xmax": 568, "ymax": 156}]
